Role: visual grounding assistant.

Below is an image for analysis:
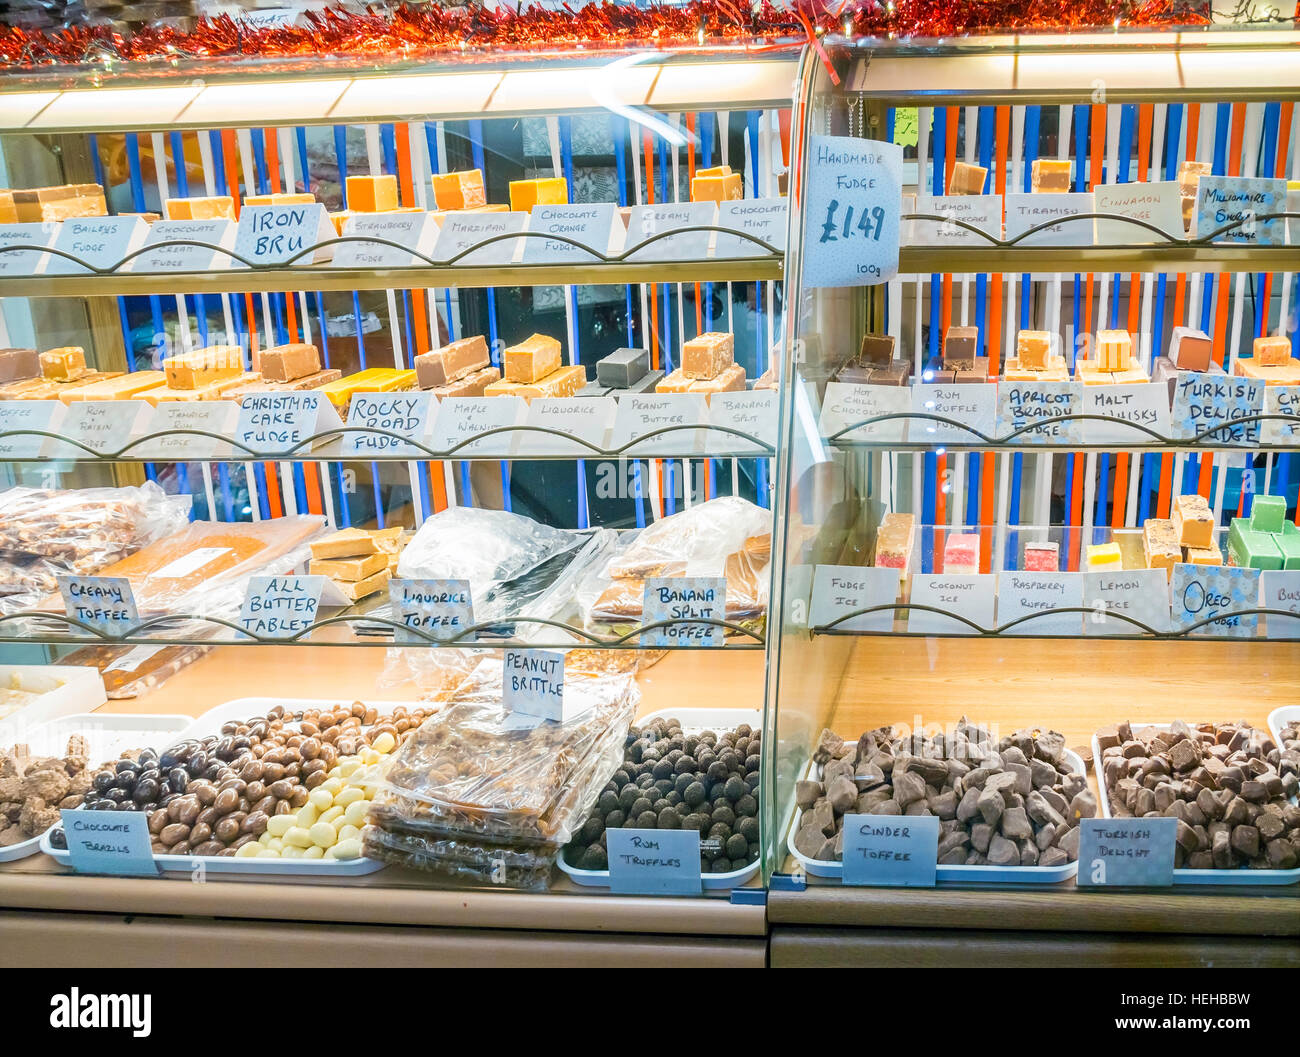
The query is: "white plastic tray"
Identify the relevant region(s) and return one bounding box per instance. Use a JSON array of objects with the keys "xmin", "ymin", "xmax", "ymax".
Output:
[
  {"xmin": 786, "ymin": 750, "xmax": 1086, "ymax": 885},
  {"xmin": 0, "ymin": 663, "xmax": 107, "ymax": 744},
  {"xmin": 557, "ymin": 707, "xmax": 763, "ymax": 891},
  {"xmin": 1, "ymin": 710, "xmax": 190, "ymax": 863},
  {"xmin": 1093, "ymin": 723, "xmax": 1300, "ymax": 887},
  {"xmin": 175, "ymin": 695, "xmax": 427, "ymax": 743},
  {"xmin": 1266, "ymin": 705, "xmax": 1299, "ymax": 750}
]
